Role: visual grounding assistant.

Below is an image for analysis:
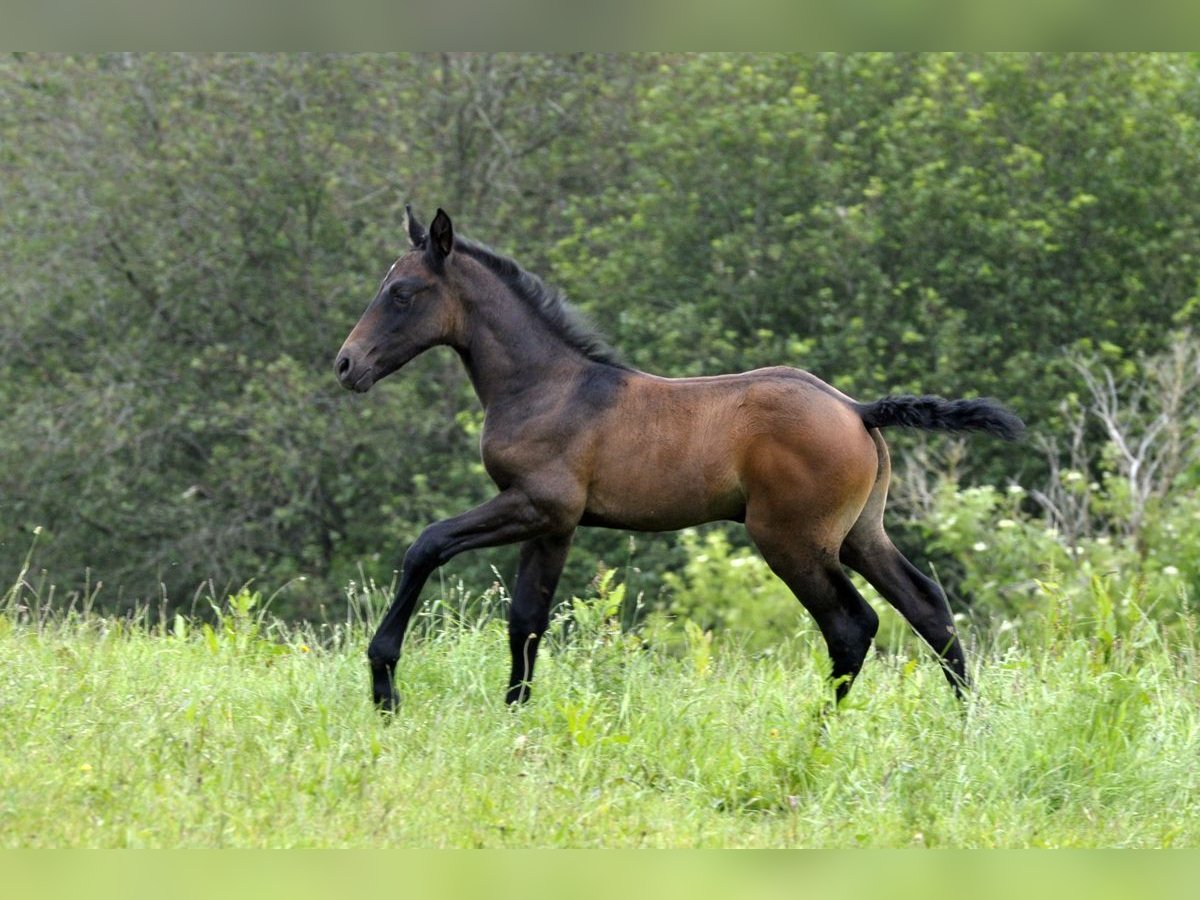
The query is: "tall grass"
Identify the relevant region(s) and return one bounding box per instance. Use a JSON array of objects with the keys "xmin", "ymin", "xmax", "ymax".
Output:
[{"xmin": 1, "ymin": 564, "xmax": 1197, "ymax": 848}]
